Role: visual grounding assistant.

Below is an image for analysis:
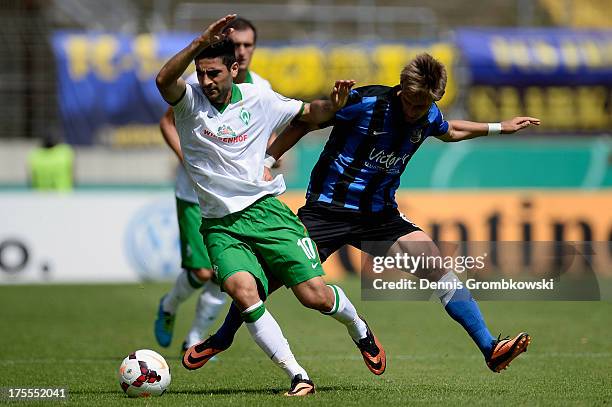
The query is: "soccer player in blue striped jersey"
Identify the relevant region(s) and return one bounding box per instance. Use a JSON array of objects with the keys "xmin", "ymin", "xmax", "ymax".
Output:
[{"xmin": 195, "ymin": 53, "xmax": 539, "ymax": 373}]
